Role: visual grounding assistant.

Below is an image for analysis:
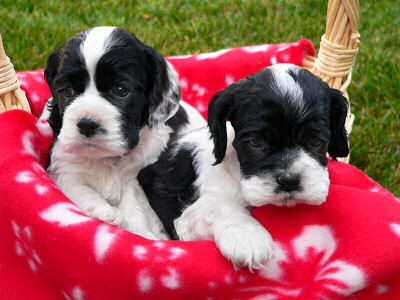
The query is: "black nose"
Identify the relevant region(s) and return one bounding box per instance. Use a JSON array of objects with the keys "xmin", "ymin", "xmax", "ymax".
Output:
[
  {"xmin": 276, "ymin": 173, "xmax": 301, "ymax": 192},
  {"xmin": 77, "ymin": 118, "xmax": 100, "ymax": 137}
]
